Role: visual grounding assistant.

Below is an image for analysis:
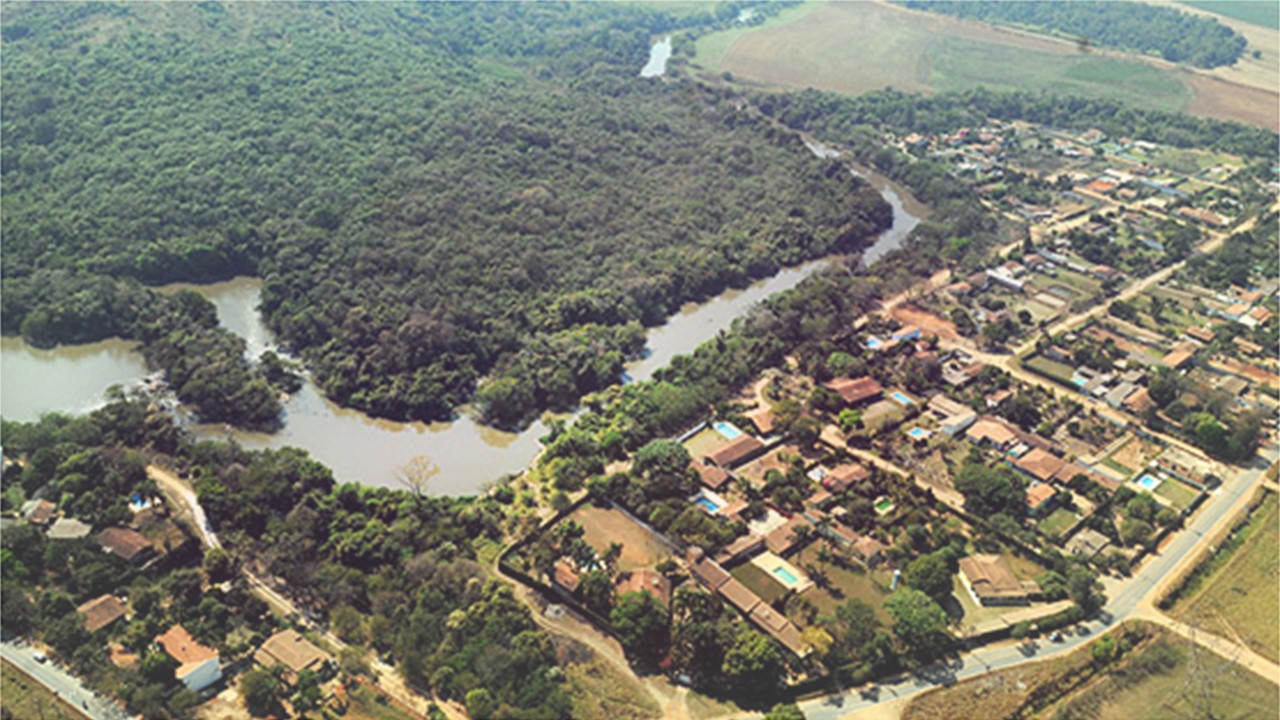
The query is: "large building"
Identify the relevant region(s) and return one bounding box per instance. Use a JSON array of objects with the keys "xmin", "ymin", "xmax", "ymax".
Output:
[{"xmin": 958, "ymin": 554, "xmax": 1041, "ymax": 607}]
